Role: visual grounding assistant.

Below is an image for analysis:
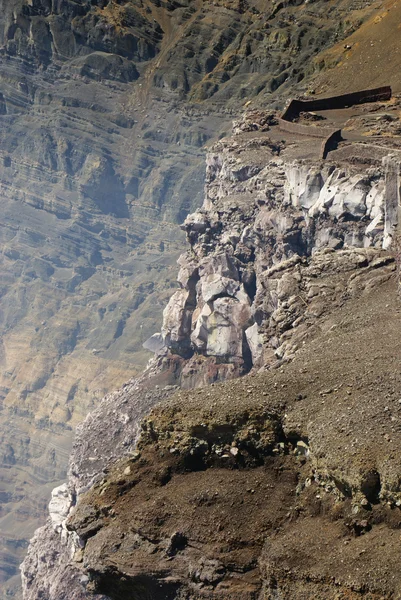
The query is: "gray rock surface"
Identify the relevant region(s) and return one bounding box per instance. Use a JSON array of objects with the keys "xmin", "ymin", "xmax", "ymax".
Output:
[
  {"xmin": 22, "ymin": 361, "xmax": 181, "ymax": 600},
  {"xmin": 48, "ymin": 484, "xmax": 70, "ymax": 536},
  {"xmin": 21, "ymin": 104, "xmax": 401, "ymax": 599},
  {"xmin": 0, "ymin": 0, "xmax": 393, "ymax": 595},
  {"xmin": 159, "ymin": 122, "xmax": 397, "ymax": 381}
]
